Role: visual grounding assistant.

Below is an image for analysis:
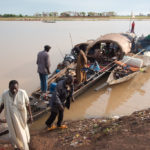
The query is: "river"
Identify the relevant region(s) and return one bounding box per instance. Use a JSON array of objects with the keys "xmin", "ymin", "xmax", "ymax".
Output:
[{"xmin": 0, "ymin": 20, "xmax": 150, "ymax": 130}]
